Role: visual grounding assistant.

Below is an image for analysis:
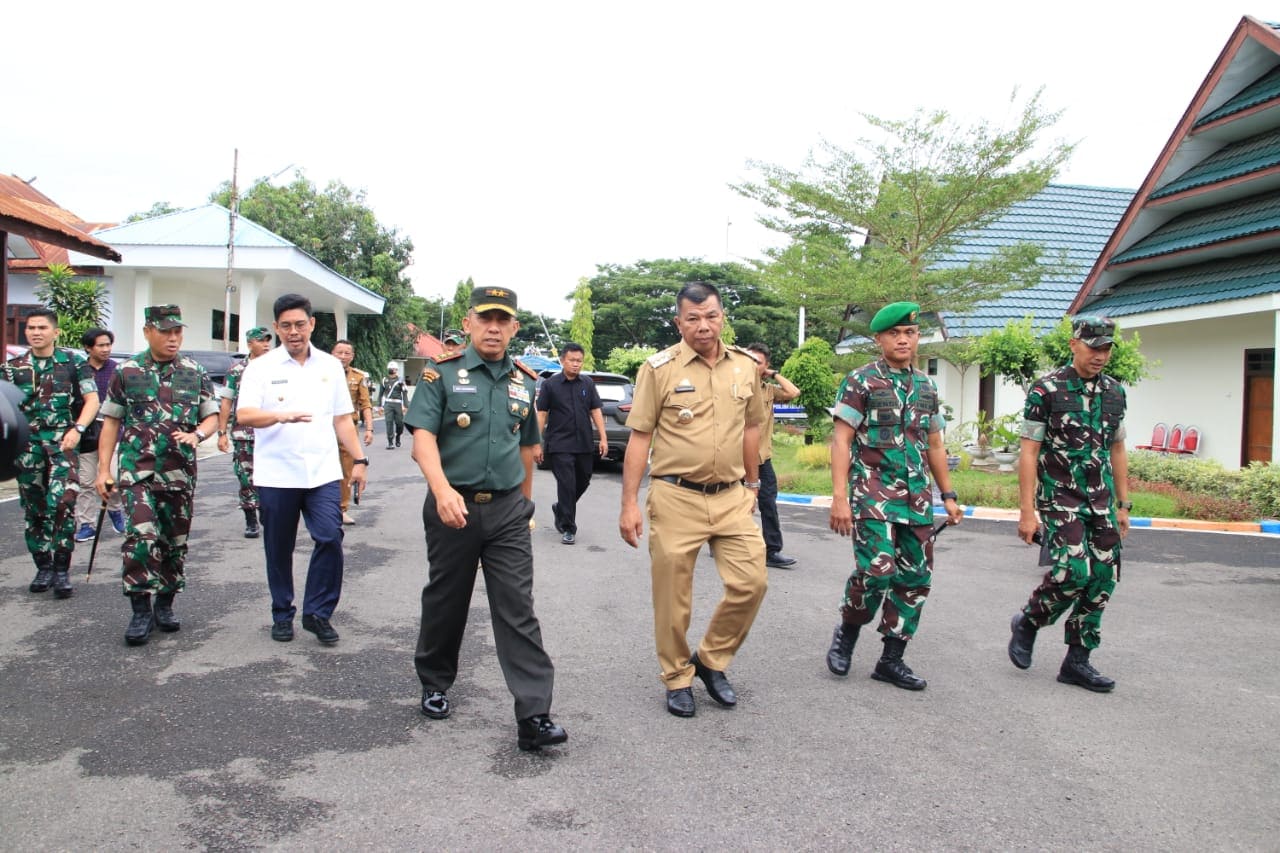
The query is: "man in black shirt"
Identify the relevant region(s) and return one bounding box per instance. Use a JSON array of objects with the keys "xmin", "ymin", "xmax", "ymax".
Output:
[{"xmin": 535, "ymin": 343, "xmax": 607, "ymax": 545}]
